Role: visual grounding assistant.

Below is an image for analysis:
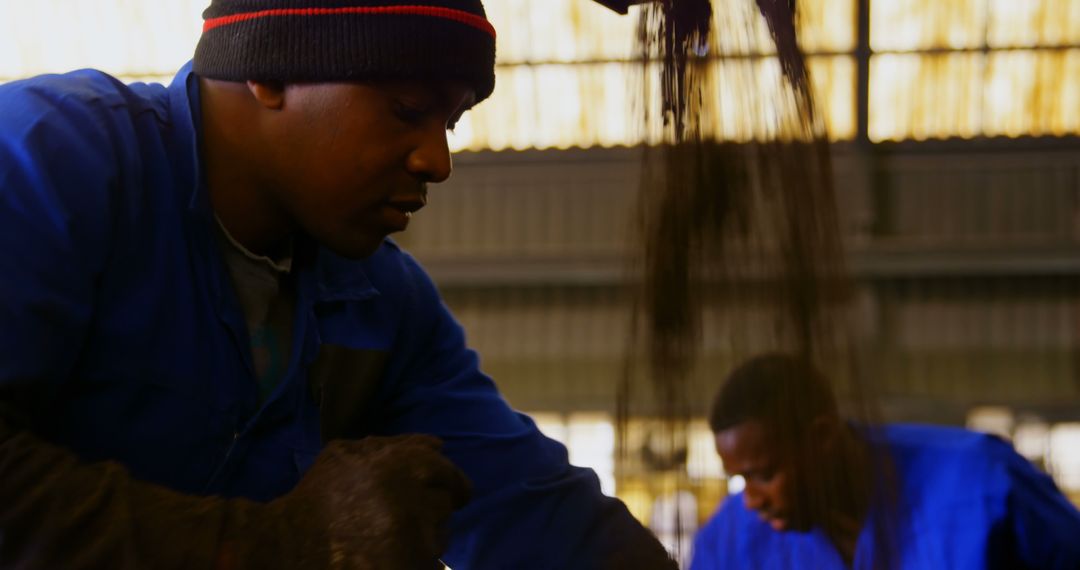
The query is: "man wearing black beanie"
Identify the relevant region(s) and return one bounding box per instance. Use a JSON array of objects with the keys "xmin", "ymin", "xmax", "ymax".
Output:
[{"xmin": 0, "ymin": 1, "xmax": 675, "ymax": 568}]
